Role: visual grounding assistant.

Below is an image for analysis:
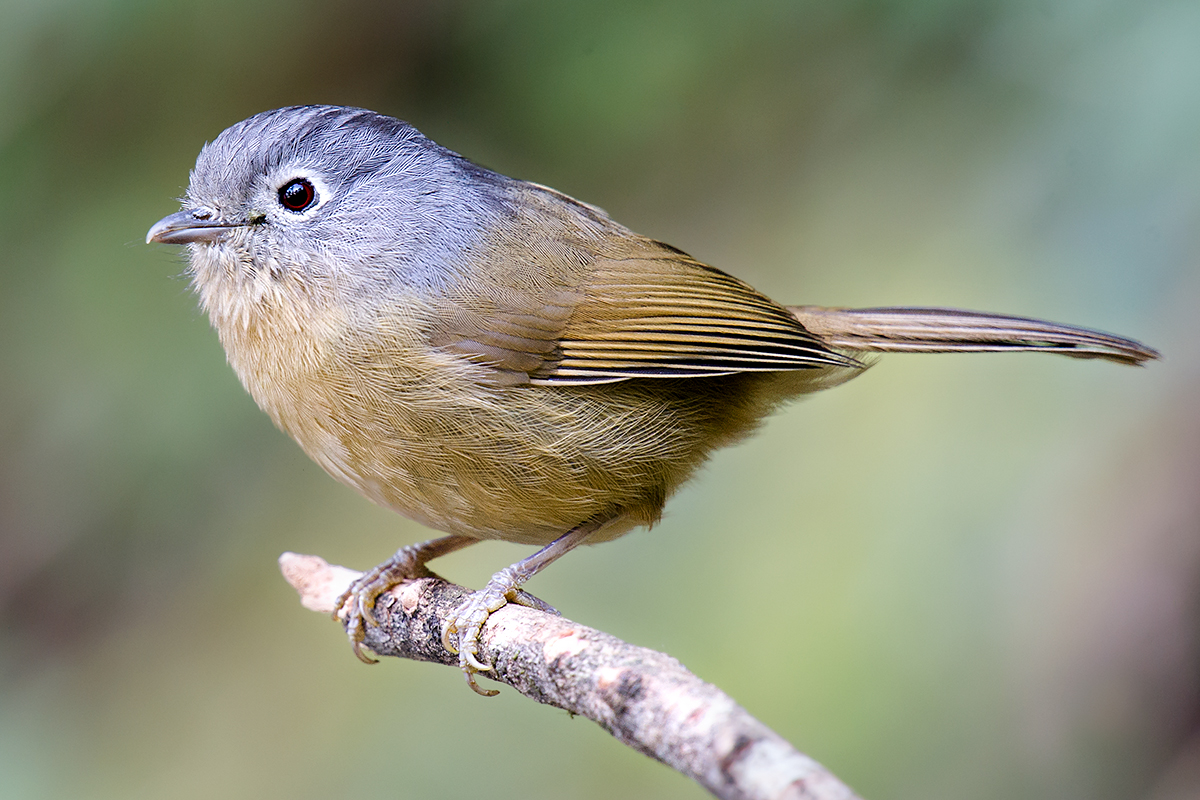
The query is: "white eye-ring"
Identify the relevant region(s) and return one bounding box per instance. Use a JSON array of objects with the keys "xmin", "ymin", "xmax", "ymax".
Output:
[
  {"xmin": 278, "ymin": 177, "xmax": 317, "ymax": 211},
  {"xmin": 269, "ymin": 168, "xmax": 331, "ymax": 216}
]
